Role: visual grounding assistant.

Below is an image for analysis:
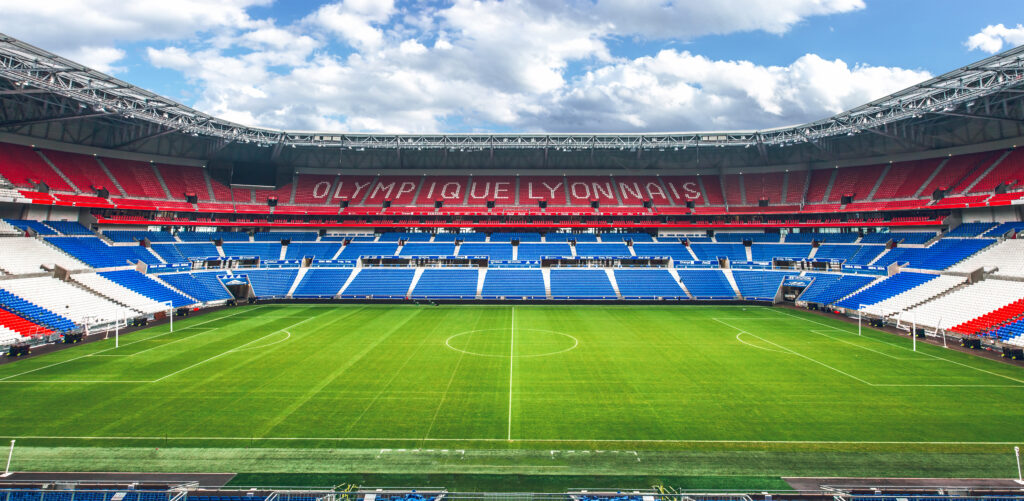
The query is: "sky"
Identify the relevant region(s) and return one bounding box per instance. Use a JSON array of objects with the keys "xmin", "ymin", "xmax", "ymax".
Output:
[{"xmin": 1, "ymin": 0, "xmax": 1023, "ymax": 134}]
